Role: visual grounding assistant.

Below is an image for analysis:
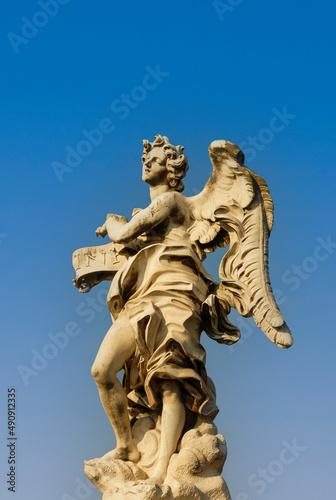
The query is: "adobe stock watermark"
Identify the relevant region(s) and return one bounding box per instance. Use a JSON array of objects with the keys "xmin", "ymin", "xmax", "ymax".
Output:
[
  {"xmin": 213, "ymin": 0, "xmax": 244, "ymax": 22},
  {"xmin": 227, "ymin": 316, "xmax": 257, "ymax": 354},
  {"xmin": 61, "ymin": 476, "xmax": 95, "ymax": 500},
  {"xmin": 281, "ymin": 235, "xmax": 336, "ymax": 292},
  {"xmin": 235, "ymin": 439, "xmax": 306, "ymax": 499},
  {"xmin": 239, "ymin": 107, "xmax": 296, "ymax": 163},
  {"xmin": 51, "ymin": 64, "xmax": 169, "ymax": 183},
  {"xmin": 17, "ymin": 286, "xmax": 109, "ymax": 386},
  {"xmin": 228, "ymin": 235, "xmax": 335, "ymax": 352},
  {"xmin": 0, "ymin": 233, "xmax": 9, "ymax": 245},
  {"xmin": 7, "ymin": 0, "xmax": 71, "ymax": 54}
]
